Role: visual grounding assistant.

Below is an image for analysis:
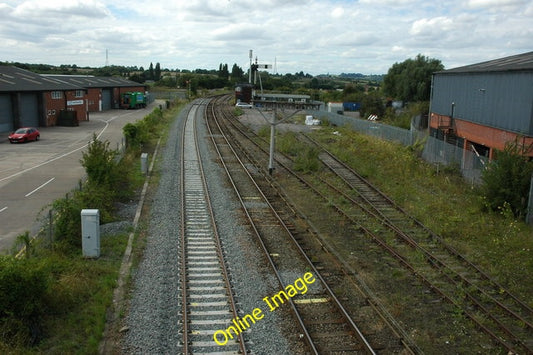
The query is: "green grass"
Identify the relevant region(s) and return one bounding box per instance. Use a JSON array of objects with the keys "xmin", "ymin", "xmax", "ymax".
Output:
[
  {"xmin": 0, "ymin": 101, "xmax": 186, "ymax": 354},
  {"xmin": 35, "ymin": 235, "xmax": 126, "ymax": 354},
  {"xmin": 310, "ymin": 126, "xmax": 533, "ymax": 304}
]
